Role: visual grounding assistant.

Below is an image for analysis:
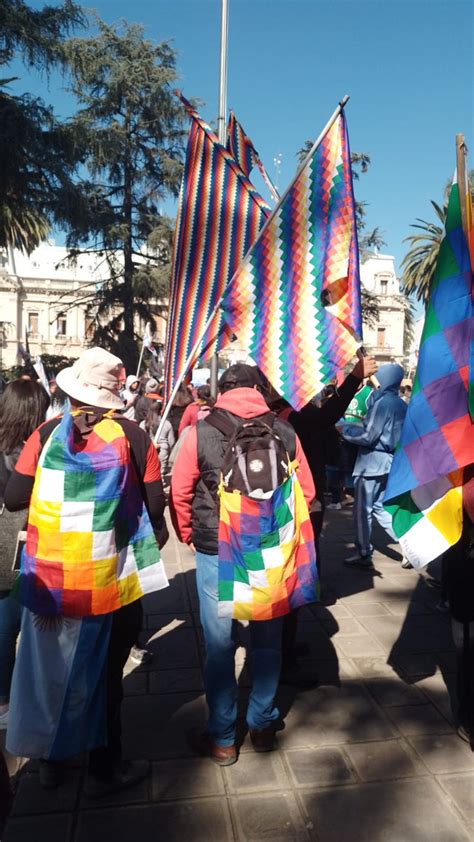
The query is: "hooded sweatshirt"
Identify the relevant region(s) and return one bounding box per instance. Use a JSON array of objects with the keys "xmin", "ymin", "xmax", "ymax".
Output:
[
  {"xmin": 342, "ymin": 364, "xmax": 407, "ymax": 477},
  {"xmin": 170, "ymin": 387, "xmax": 315, "ymax": 550}
]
